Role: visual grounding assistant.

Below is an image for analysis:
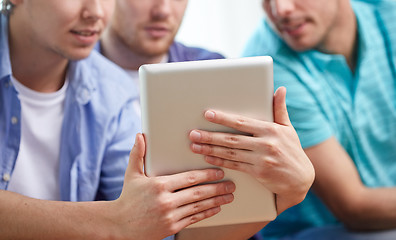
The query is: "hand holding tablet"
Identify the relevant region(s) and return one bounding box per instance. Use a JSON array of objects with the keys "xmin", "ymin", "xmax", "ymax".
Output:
[
  {"xmin": 139, "ymin": 56, "xmax": 277, "ymax": 227},
  {"xmin": 189, "ymin": 86, "xmax": 313, "ymax": 215}
]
